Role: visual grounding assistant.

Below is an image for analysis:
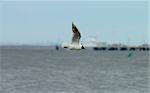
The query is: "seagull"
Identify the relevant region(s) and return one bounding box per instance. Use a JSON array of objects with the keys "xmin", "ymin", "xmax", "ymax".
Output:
[{"xmin": 62, "ymin": 22, "xmax": 85, "ymax": 50}]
